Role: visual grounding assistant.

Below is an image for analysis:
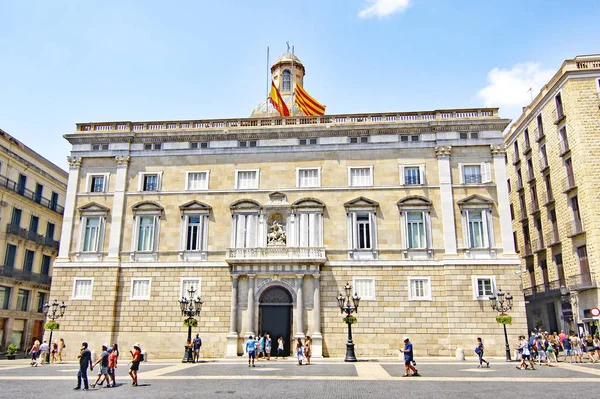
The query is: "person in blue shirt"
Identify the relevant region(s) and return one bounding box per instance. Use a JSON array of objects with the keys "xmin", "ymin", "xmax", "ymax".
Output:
[
  {"xmin": 193, "ymin": 334, "xmax": 202, "ymax": 363},
  {"xmin": 401, "ymin": 337, "xmax": 420, "ymax": 377},
  {"xmin": 245, "ymin": 336, "xmax": 257, "ymax": 367}
]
